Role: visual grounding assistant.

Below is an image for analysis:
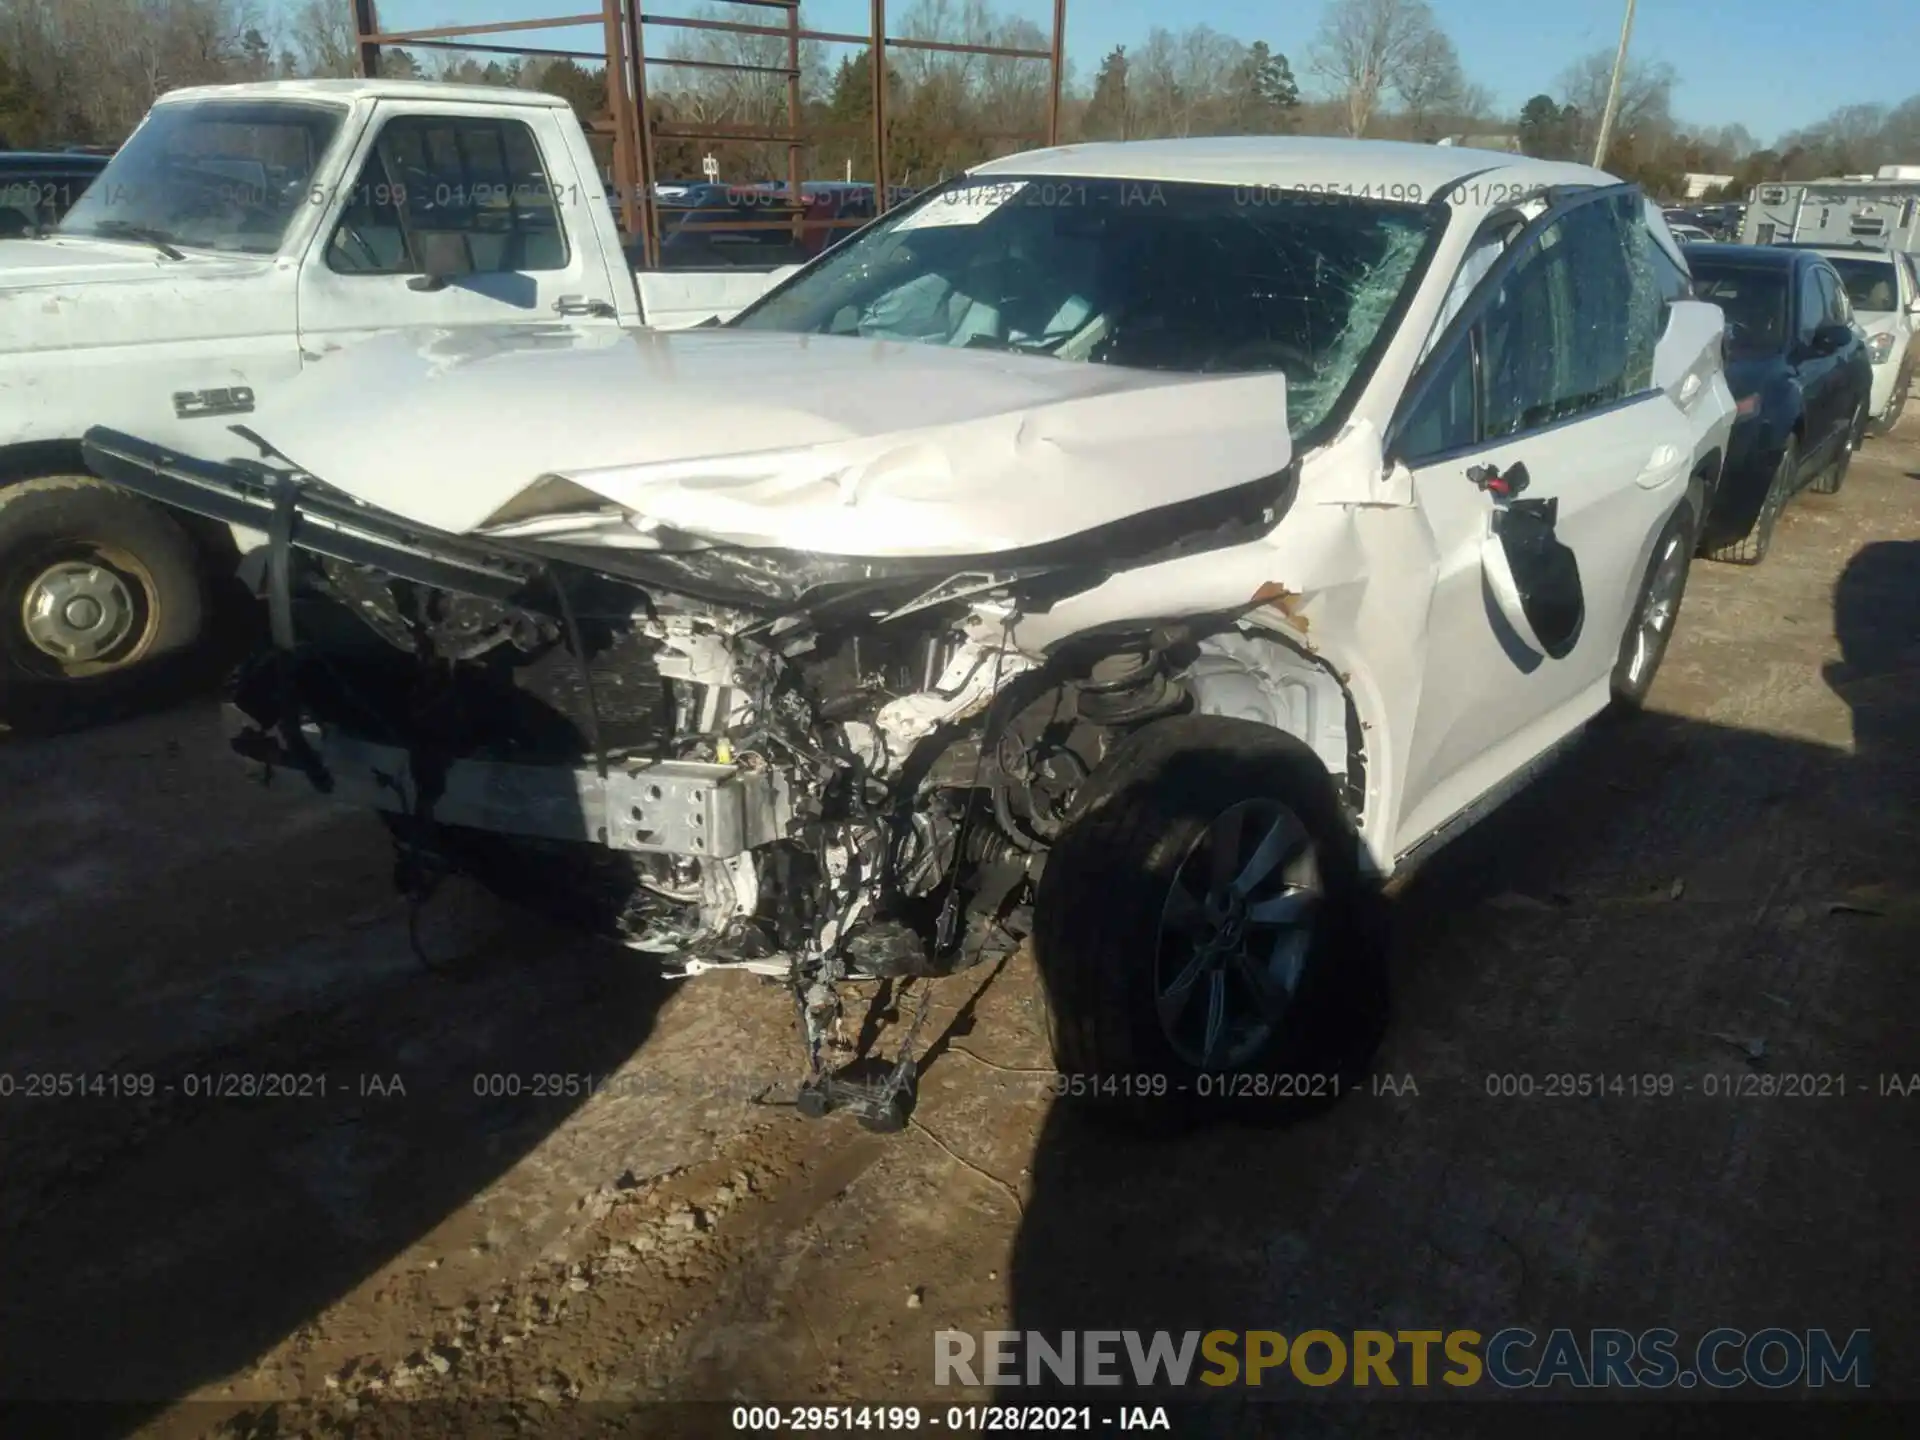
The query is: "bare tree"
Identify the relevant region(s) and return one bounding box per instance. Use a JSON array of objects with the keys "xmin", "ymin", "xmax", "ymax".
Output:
[
  {"xmin": 1307, "ymin": 0, "xmax": 1444, "ymax": 137},
  {"xmin": 285, "ymin": 0, "xmax": 358, "ymax": 79},
  {"xmin": 0, "ymin": 0, "xmax": 263, "ymax": 140},
  {"xmin": 1556, "ymin": 49, "xmax": 1677, "ymax": 158},
  {"xmin": 1392, "ymin": 25, "xmax": 1466, "ymax": 140},
  {"xmin": 649, "ymin": 2, "xmax": 829, "ymax": 181},
  {"xmin": 1129, "ymin": 26, "xmax": 1249, "ymax": 138}
]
